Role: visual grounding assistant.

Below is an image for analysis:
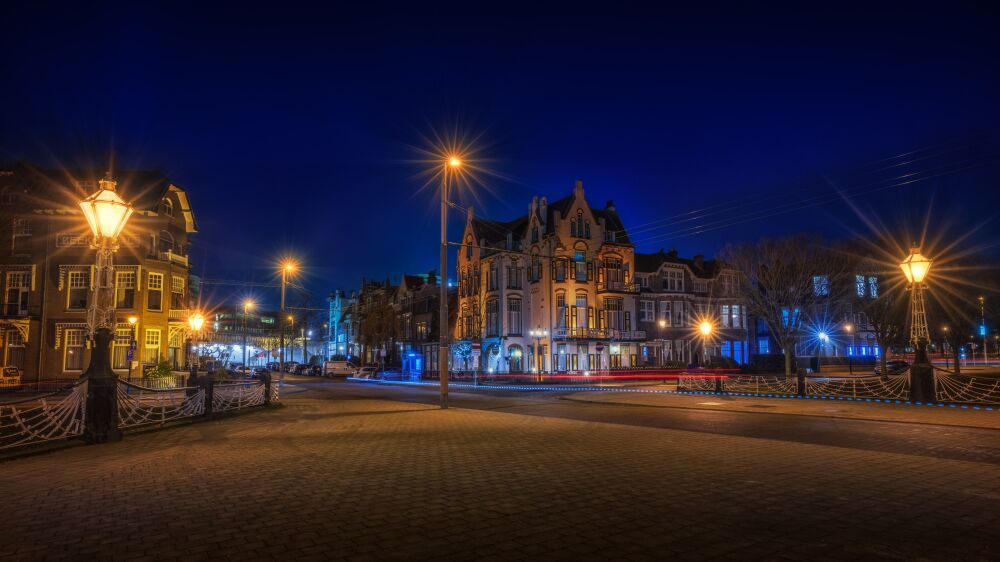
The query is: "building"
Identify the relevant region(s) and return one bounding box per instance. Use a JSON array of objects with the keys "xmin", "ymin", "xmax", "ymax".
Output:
[
  {"xmin": 198, "ymin": 305, "xmax": 285, "ymax": 367},
  {"xmin": 453, "ymin": 180, "xmax": 645, "ymax": 373},
  {"xmin": 394, "ymin": 271, "xmax": 446, "ymax": 376},
  {"xmin": 0, "ymin": 163, "xmax": 198, "ymax": 381},
  {"xmin": 633, "ymin": 249, "xmax": 749, "ymax": 365}
]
